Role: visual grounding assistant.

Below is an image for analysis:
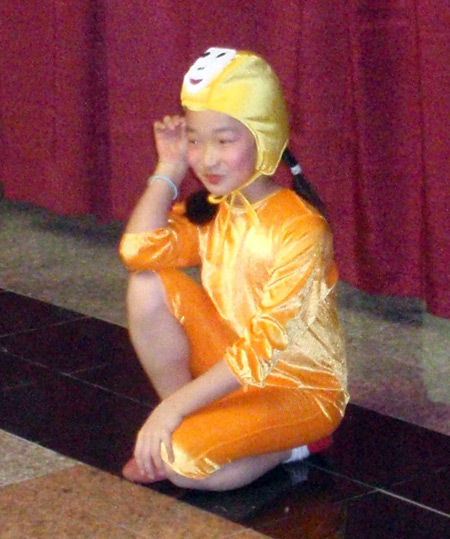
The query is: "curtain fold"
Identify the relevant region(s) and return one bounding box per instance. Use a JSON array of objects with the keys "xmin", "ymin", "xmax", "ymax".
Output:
[{"xmin": 1, "ymin": 1, "xmax": 449, "ymax": 317}]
